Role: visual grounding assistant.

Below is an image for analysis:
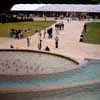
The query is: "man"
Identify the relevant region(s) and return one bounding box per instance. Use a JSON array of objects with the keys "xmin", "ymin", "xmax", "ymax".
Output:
[
  {"xmin": 27, "ymin": 36, "xmax": 30, "ymax": 47},
  {"xmin": 84, "ymin": 24, "xmax": 87, "ymax": 32},
  {"xmin": 9, "ymin": 29, "xmax": 14, "ymax": 38},
  {"xmin": 43, "ymin": 29, "xmax": 46, "ymax": 38},
  {"xmin": 47, "ymin": 28, "xmax": 53, "ymax": 39},
  {"xmin": 55, "ymin": 36, "xmax": 59, "ymax": 48},
  {"xmin": 38, "ymin": 39, "xmax": 42, "ymax": 50}
]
